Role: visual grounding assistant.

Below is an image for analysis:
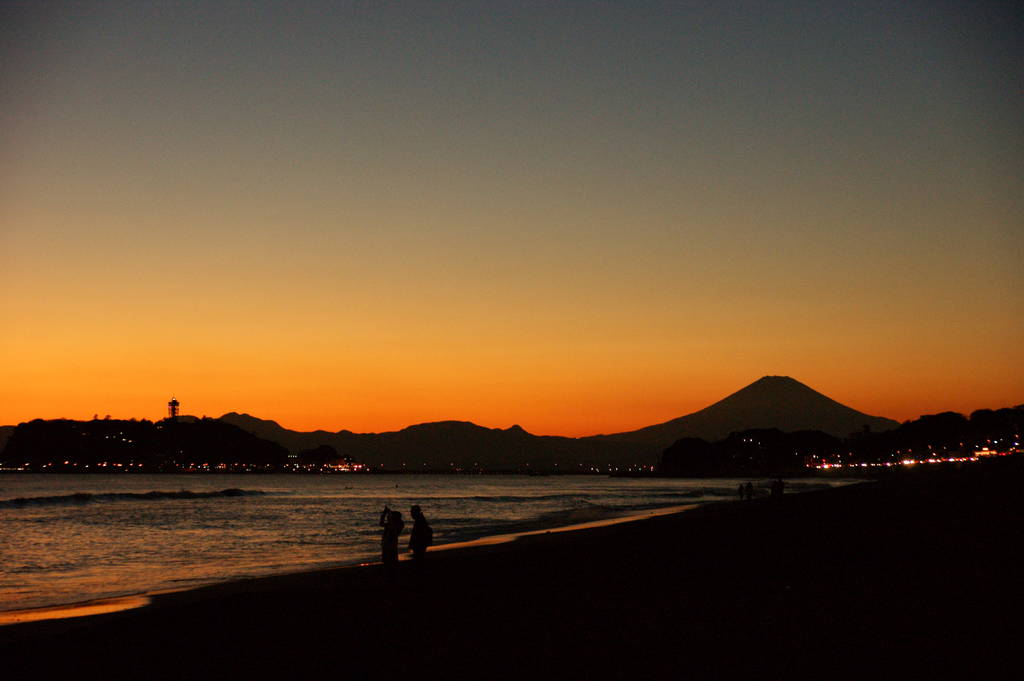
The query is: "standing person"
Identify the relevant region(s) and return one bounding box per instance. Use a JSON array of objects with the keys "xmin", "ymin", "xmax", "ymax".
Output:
[
  {"xmin": 744, "ymin": 481, "xmax": 754, "ymax": 500},
  {"xmin": 379, "ymin": 506, "xmax": 405, "ymax": 571},
  {"xmin": 408, "ymin": 504, "xmax": 433, "ymax": 570}
]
